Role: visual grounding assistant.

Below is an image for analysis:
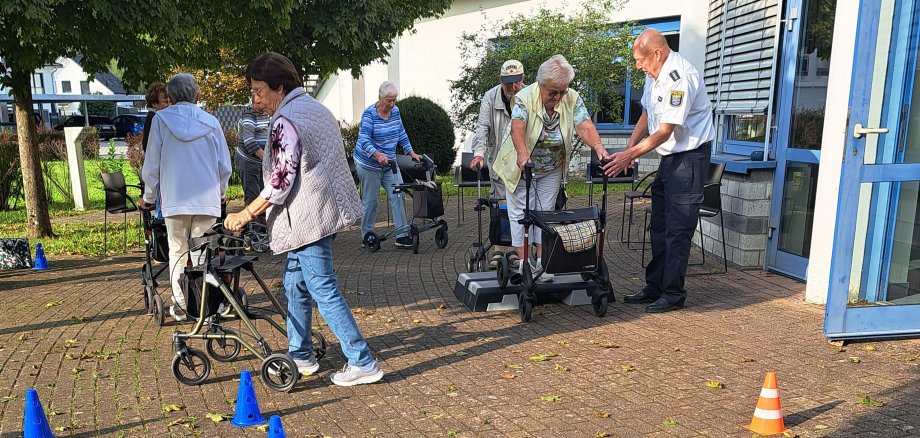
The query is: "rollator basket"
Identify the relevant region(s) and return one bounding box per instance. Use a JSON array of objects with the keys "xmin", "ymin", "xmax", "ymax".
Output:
[{"xmin": 533, "ymin": 206, "xmax": 601, "ymax": 274}]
